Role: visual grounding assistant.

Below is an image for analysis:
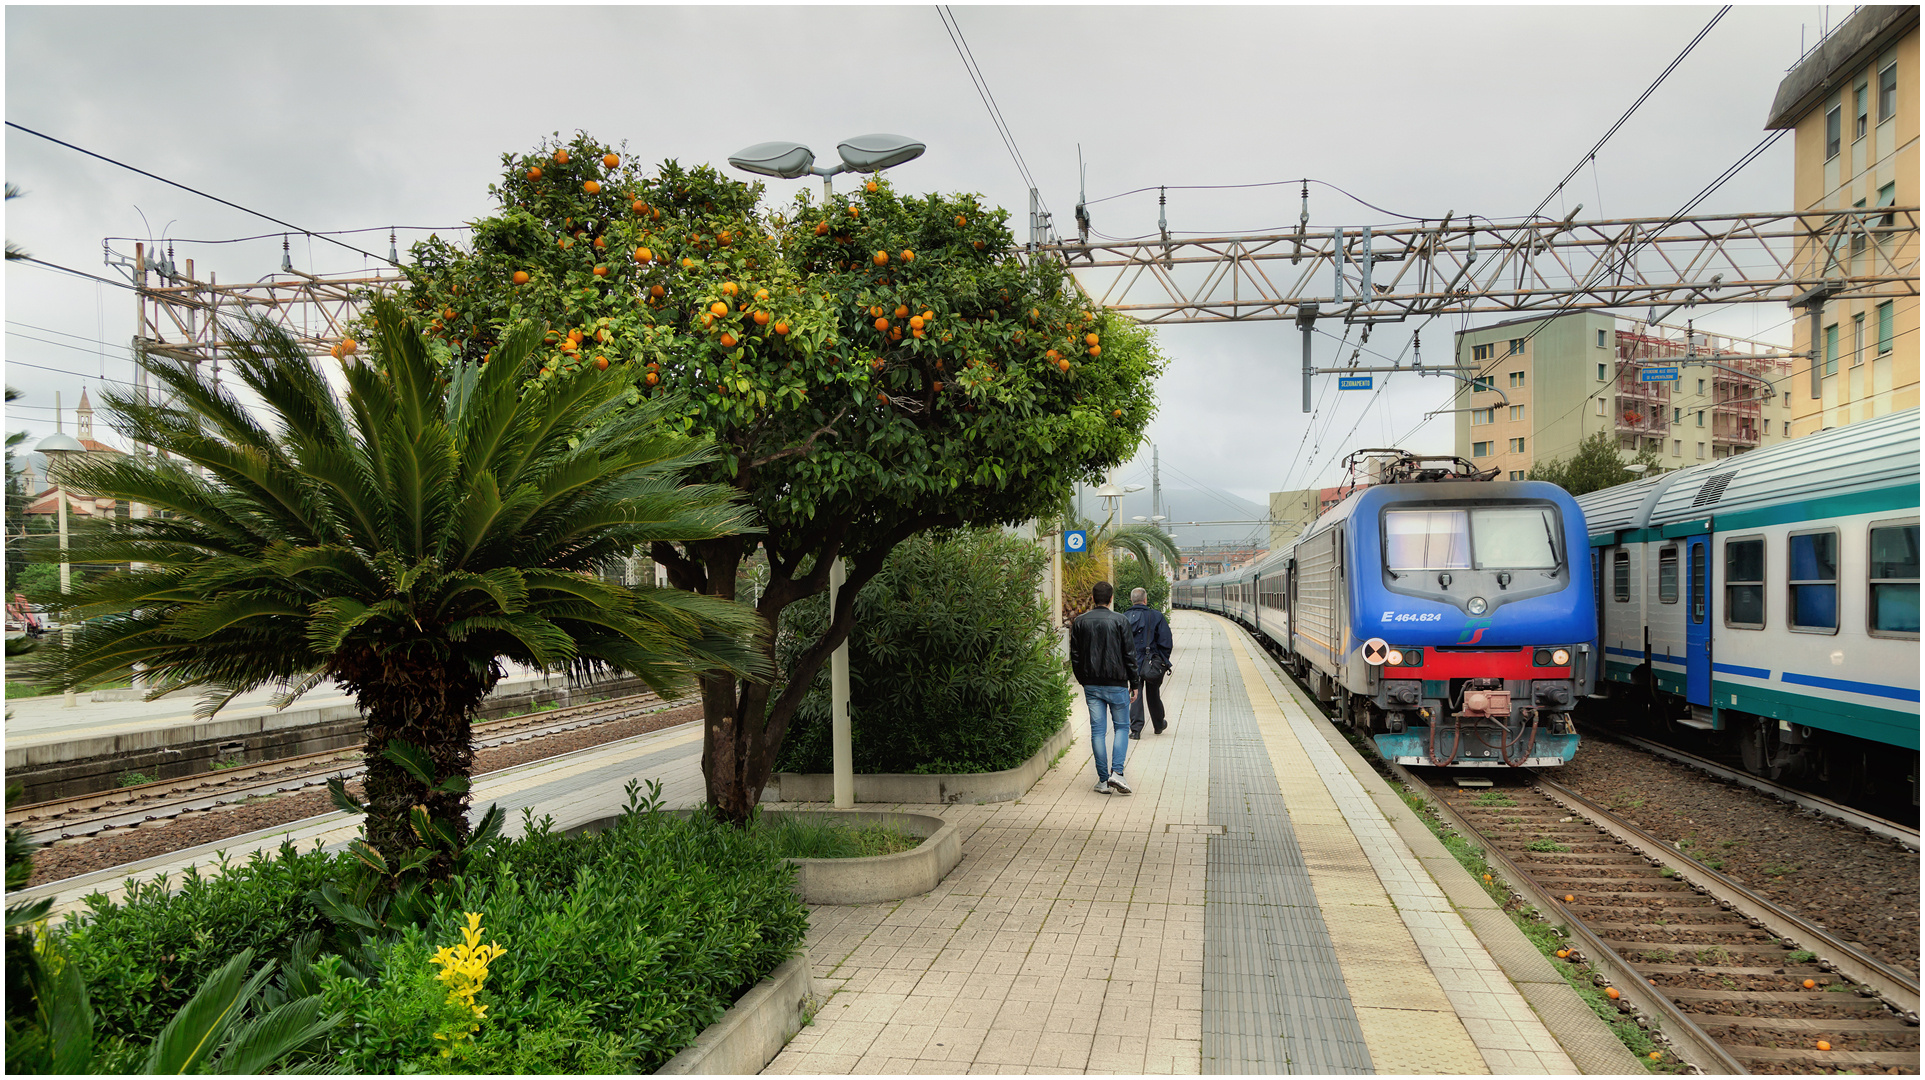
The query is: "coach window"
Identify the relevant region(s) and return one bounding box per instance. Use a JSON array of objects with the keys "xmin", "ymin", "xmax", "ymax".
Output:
[
  {"xmin": 1658, "ymin": 546, "xmax": 1679, "ymax": 604},
  {"xmin": 1788, "ymin": 529, "xmax": 1839, "ymax": 634},
  {"xmin": 1724, "ymin": 537, "xmax": 1765, "ymax": 629},
  {"xmin": 1690, "ymin": 543, "xmax": 1708, "ymax": 624},
  {"xmin": 1612, "ymin": 550, "xmax": 1630, "ymax": 602},
  {"xmin": 1869, "ymin": 521, "xmax": 1920, "ymax": 638}
]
